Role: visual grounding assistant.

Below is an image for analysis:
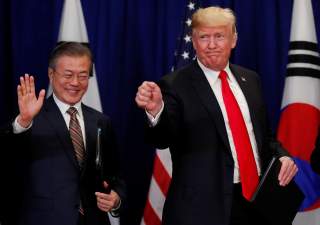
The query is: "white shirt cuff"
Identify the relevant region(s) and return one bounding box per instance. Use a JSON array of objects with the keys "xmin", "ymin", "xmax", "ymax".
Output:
[
  {"xmin": 112, "ymin": 198, "xmax": 121, "ymax": 211},
  {"xmin": 12, "ymin": 116, "xmax": 32, "ymax": 134},
  {"xmin": 145, "ymin": 101, "xmax": 164, "ymax": 127}
]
